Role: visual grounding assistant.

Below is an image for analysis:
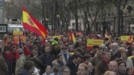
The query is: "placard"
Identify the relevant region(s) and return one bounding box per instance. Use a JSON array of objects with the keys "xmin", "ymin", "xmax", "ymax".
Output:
[
  {"xmin": 86, "ymin": 39, "xmax": 104, "ymax": 50},
  {"xmin": 52, "ymin": 35, "xmax": 61, "ymax": 40},
  {"xmin": 13, "ymin": 35, "xmax": 26, "ymax": 43},
  {"xmin": 121, "ymin": 35, "xmax": 133, "ymax": 43}
]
